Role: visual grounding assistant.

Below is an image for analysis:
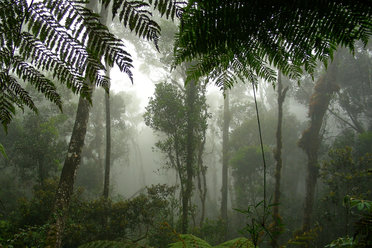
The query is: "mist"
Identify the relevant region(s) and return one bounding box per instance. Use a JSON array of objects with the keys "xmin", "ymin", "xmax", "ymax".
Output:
[{"xmin": 0, "ymin": 1, "xmax": 371, "ymax": 248}]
